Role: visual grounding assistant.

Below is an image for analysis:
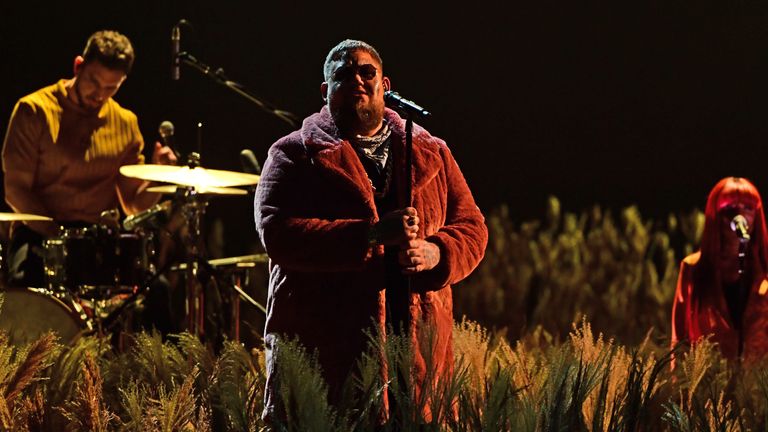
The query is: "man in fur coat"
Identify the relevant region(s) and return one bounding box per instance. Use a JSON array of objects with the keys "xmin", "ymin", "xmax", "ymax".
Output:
[{"xmin": 254, "ymin": 39, "xmax": 488, "ymax": 423}]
